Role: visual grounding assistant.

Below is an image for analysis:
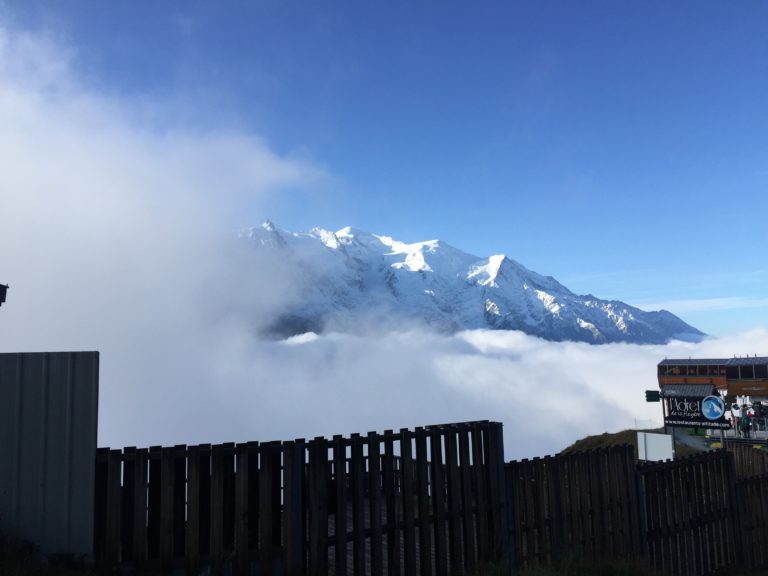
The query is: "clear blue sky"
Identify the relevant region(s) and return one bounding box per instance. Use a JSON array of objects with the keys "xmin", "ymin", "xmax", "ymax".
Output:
[{"xmin": 5, "ymin": 1, "xmax": 768, "ymax": 336}]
